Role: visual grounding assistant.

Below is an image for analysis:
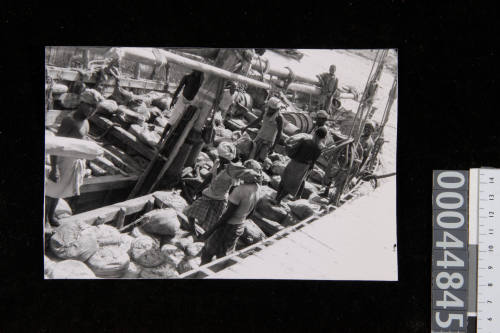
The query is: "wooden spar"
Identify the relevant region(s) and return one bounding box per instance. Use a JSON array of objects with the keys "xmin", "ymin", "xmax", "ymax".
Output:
[
  {"xmin": 45, "ymin": 66, "xmax": 167, "ymax": 91},
  {"xmin": 80, "ymin": 174, "xmax": 139, "ymax": 194},
  {"xmin": 251, "ymin": 56, "xmax": 318, "ymax": 85},
  {"xmin": 109, "ymin": 47, "xmax": 324, "ymax": 96}
]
